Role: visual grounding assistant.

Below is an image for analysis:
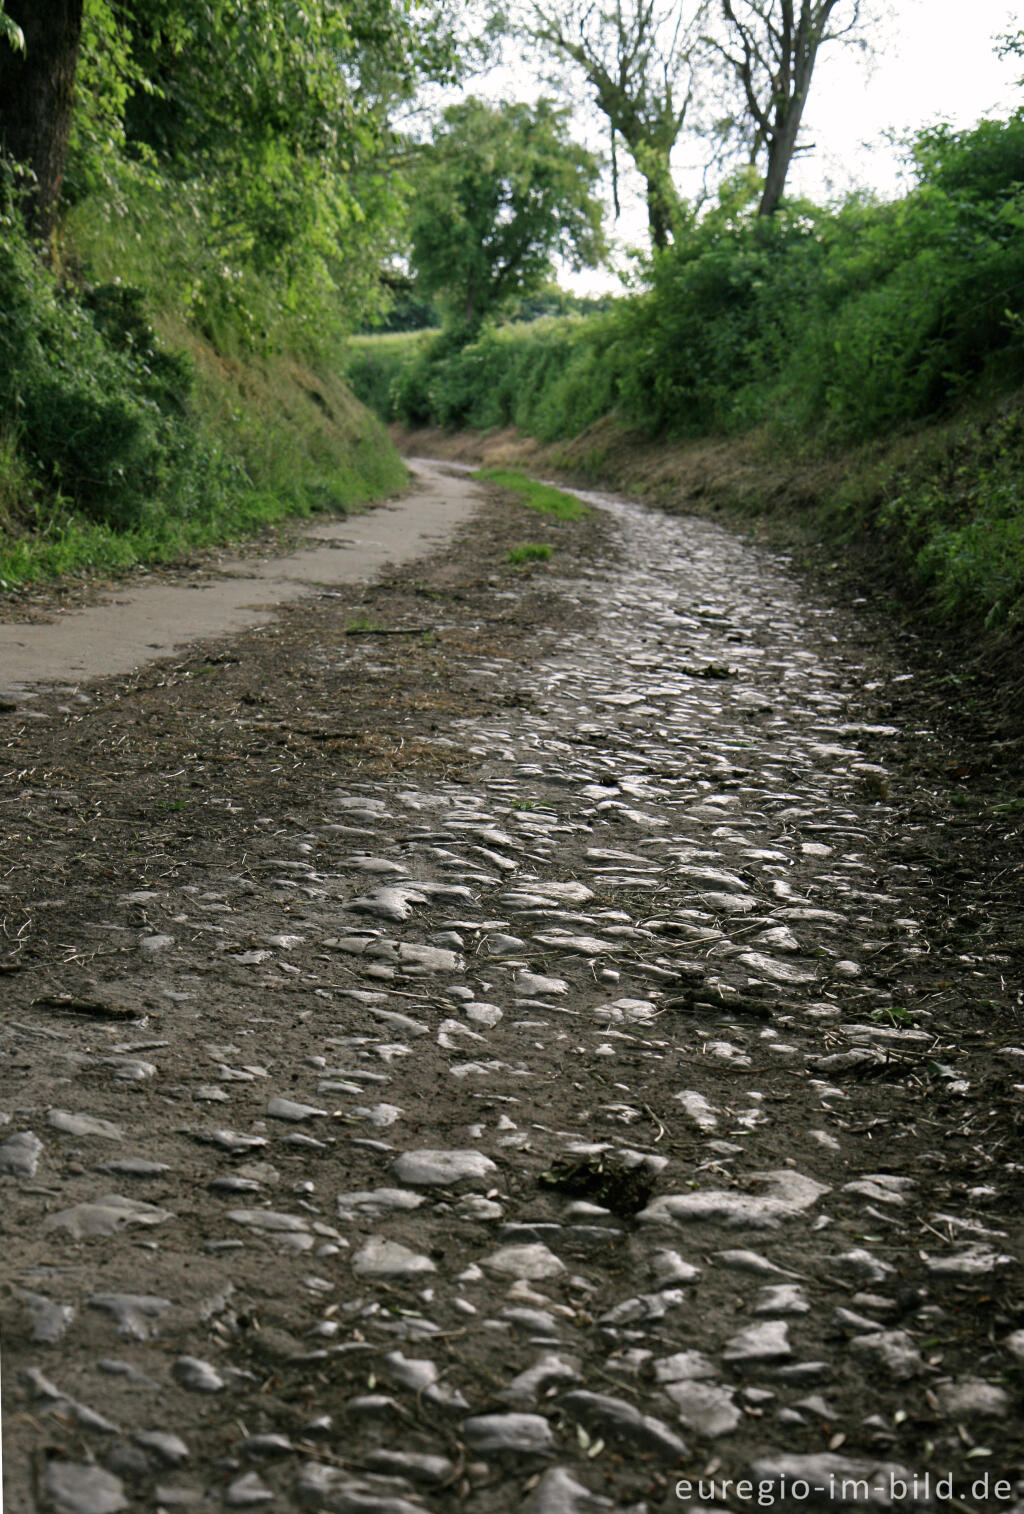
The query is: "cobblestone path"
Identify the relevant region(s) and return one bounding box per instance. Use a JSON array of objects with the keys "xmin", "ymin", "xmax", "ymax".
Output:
[{"xmin": 2, "ymin": 466, "xmax": 1022, "ymax": 1513}]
